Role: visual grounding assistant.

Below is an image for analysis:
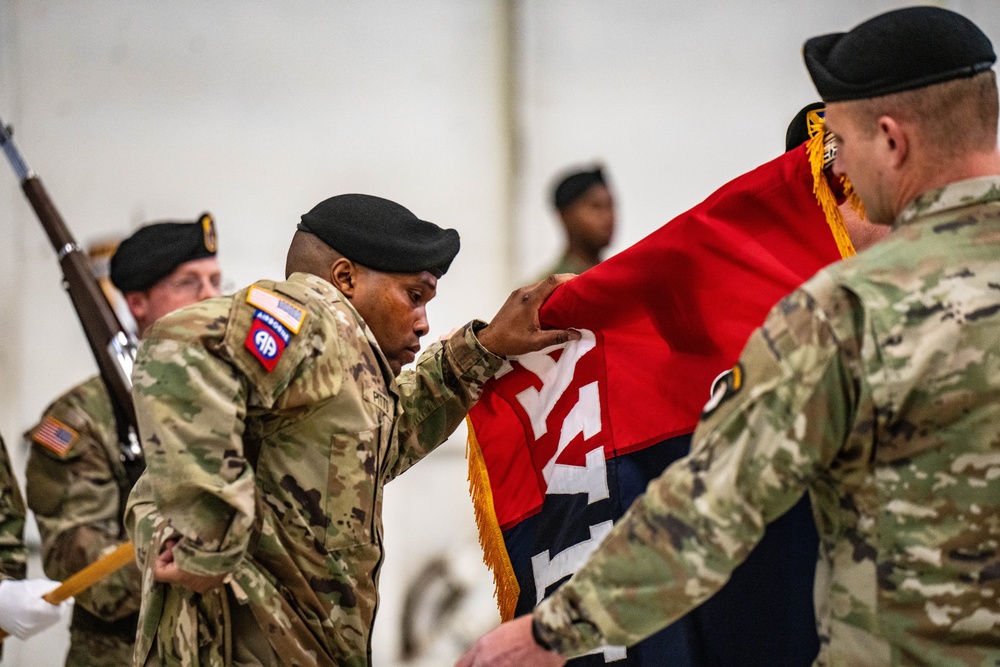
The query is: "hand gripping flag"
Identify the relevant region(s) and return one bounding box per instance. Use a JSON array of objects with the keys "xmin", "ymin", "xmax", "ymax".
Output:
[{"xmin": 468, "ymin": 127, "xmax": 860, "ymax": 665}]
